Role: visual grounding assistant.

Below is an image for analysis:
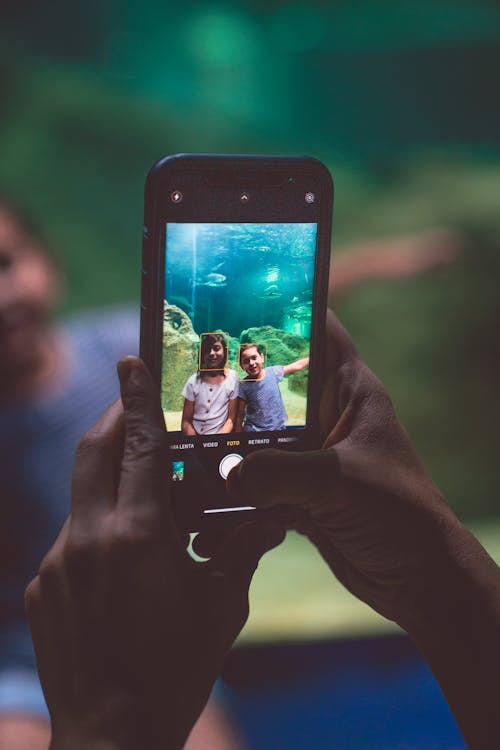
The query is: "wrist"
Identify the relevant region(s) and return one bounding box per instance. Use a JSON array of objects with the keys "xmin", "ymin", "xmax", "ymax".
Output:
[
  {"xmin": 400, "ymin": 516, "xmax": 500, "ymax": 643},
  {"xmin": 399, "ymin": 516, "xmax": 500, "ymax": 750},
  {"xmin": 50, "ymin": 725, "xmax": 188, "ymax": 750},
  {"xmin": 48, "ymin": 696, "xmax": 194, "ymax": 750},
  {"xmin": 50, "ymin": 740, "xmax": 122, "ymax": 750}
]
